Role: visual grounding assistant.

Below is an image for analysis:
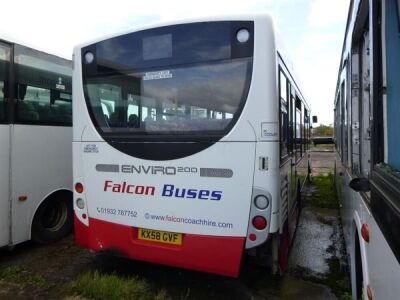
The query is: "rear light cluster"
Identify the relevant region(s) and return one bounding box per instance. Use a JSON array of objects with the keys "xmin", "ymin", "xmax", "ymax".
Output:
[
  {"xmin": 75, "ymin": 182, "xmax": 87, "ymax": 220},
  {"xmin": 74, "ymin": 175, "xmax": 89, "ymax": 226},
  {"xmin": 246, "ymin": 191, "xmax": 272, "ymax": 248},
  {"xmin": 75, "ymin": 182, "xmax": 85, "ymax": 209}
]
